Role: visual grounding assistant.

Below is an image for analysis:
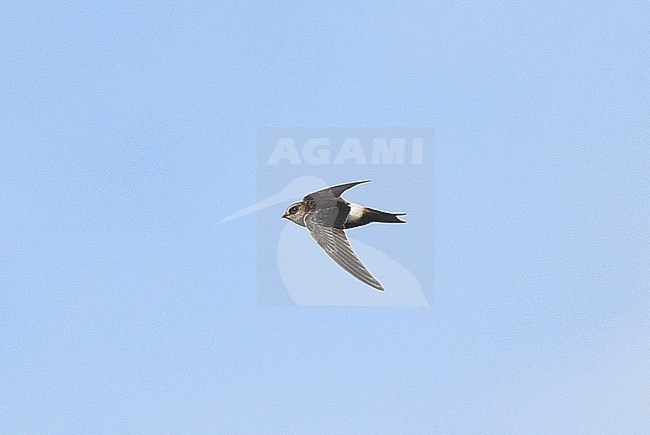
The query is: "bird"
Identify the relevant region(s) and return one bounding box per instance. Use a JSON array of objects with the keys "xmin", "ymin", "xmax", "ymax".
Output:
[{"xmin": 282, "ymin": 180, "xmax": 405, "ymax": 291}]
